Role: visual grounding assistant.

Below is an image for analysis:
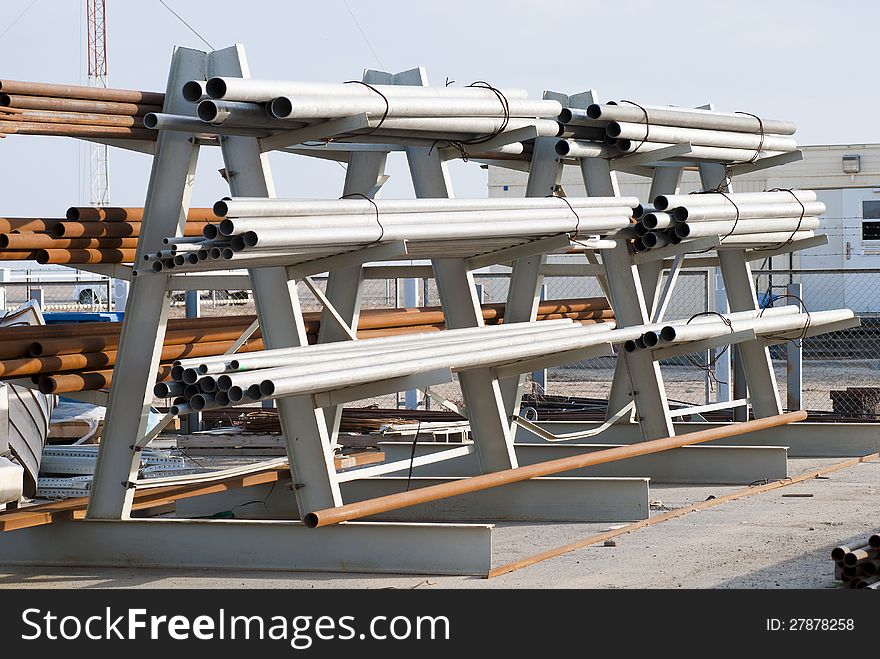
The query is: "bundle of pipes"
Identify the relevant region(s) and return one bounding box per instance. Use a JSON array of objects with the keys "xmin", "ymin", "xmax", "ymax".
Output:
[
  {"xmin": 142, "ymin": 77, "xmax": 606, "ymax": 152},
  {"xmin": 0, "ymin": 297, "xmax": 610, "ymax": 393},
  {"xmin": 556, "ymin": 101, "xmax": 797, "ymax": 164},
  {"xmin": 0, "ymin": 206, "xmax": 217, "ymax": 264},
  {"xmin": 165, "ymin": 319, "xmax": 624, "ymax": 414},
  {"xmin": 0, "ymin": 79, "xmax": 163, "ymax": 141},
  {"xmin": 831, "ymin": 533, "xmax": 880, "ymax": 589},
  {"xmin": 142, "ymin": 196, "xmax": 638, "ymax": 273},
  {"xmin": 628, "ymin": 190, "xmax": 824, "ymax": 252},
  {"xmin": 622, "ymin": 305, "xmax": 855, "ymax": 353}
]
